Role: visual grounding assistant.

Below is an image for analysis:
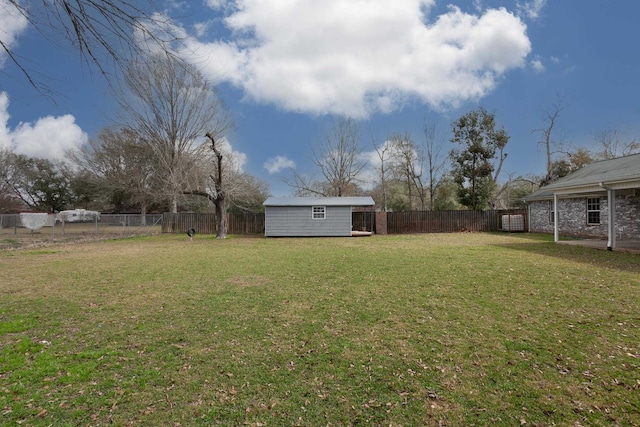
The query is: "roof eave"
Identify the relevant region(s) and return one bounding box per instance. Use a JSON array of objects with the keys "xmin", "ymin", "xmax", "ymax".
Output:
[{"xmin": 551, "ymin": 178, "xmax": 640, "ymax": 195}]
